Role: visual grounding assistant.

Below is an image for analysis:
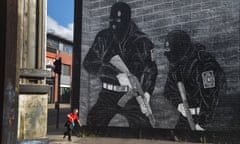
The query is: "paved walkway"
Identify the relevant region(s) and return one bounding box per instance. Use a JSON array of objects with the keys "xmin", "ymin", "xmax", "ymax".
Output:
[
  {"xmin": 47, "ymin": 121, "xmax": 203, "ymax": 144},
  {"xmin": 47, "ymin": 128, "xmax": 201, "ymax": 144},
  {"xmin": 48, "ymin": 136, "xmax": 200, "ymax": 144},
  {"xmin": 47, "ymin": 104, "xmax": 203, "ymax": 144}
]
